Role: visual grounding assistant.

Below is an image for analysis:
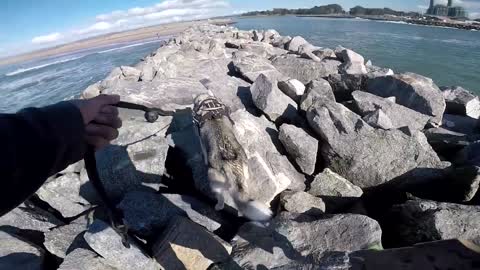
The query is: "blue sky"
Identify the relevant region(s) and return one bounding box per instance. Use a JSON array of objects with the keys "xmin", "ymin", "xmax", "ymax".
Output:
[{"xmin": 1, "ymin": 0, "xmax": 479, "ymax": 57}]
